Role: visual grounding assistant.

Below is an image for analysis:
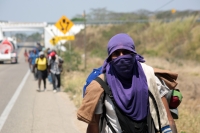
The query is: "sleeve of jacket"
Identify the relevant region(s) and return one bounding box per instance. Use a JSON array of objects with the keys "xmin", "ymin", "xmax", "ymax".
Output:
[{"xmin": 77, "ymin": 79, "xmax": 104, "ymax": 124}]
